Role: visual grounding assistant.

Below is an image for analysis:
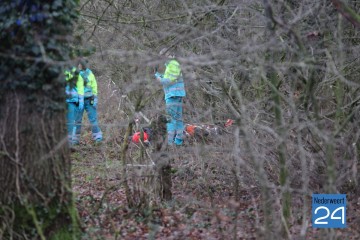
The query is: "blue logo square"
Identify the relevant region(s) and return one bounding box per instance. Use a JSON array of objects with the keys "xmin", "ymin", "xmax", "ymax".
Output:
[{"xmin": 312, "ymin": 194, "xmax": 346, "ymax": 228}]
